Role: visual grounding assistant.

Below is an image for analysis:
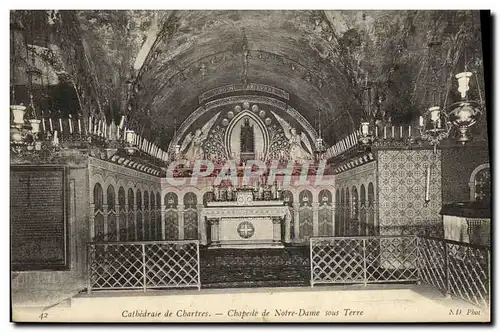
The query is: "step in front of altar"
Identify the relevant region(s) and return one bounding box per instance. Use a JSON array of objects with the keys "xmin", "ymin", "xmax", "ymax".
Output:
[{"xmin": 200, "ymin": 247, "xmax": 310, "ymax": 288}]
